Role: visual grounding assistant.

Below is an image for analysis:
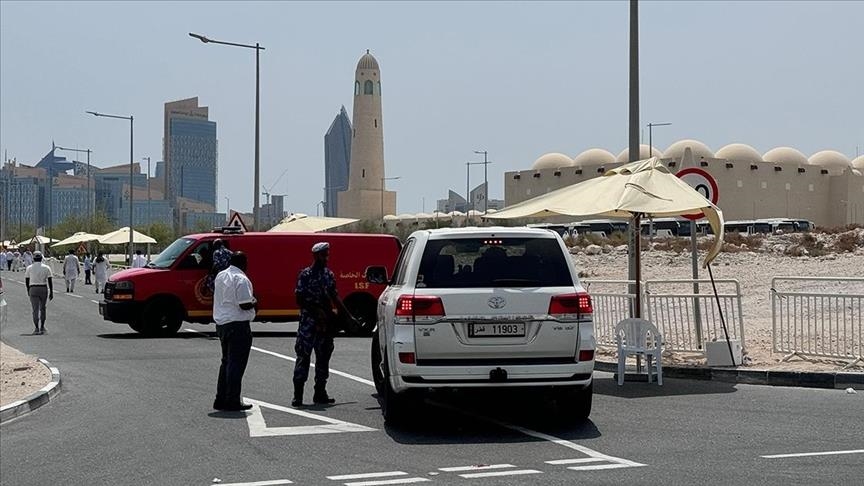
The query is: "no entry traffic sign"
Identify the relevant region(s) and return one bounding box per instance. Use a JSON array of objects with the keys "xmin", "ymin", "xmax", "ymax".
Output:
[{"xmin": 676, "ymin": 167, "xmax": 719, "ymax": 221}]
